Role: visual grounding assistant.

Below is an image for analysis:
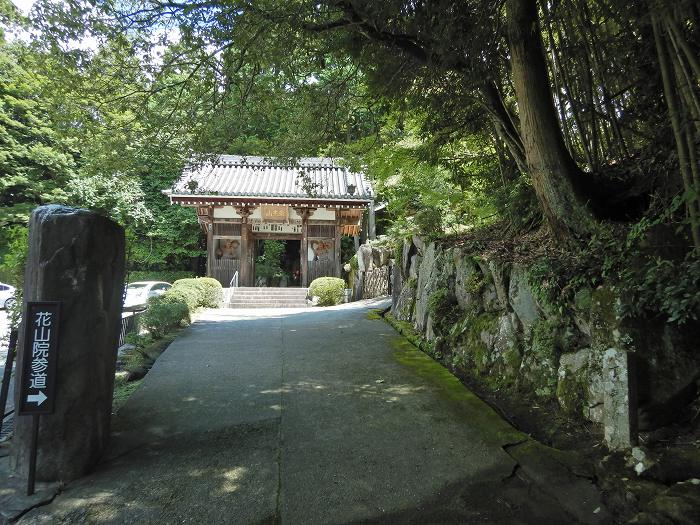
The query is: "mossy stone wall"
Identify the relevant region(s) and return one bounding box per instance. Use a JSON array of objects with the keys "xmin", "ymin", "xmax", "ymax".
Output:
[{"xmin": 390, "ymin": 237, "xmax": 700, "ymax": 450}]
